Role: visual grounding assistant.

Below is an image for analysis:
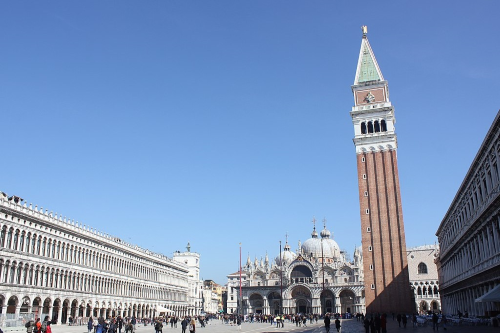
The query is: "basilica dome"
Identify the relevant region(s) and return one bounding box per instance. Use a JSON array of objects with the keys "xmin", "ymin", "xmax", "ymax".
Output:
[
  {"xmin": 275, "ymin": 242, "xmax": 296, "ymax": 265},
  {"xmin": 301, "ymin": 225, "xmax": 340, "ymax": 260}
]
